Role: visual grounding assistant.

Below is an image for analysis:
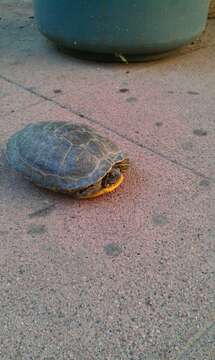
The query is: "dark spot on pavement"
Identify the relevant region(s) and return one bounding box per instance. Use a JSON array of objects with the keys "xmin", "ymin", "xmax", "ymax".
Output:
[
  {"xmin": 104, "ymin": 243, "xmax": 122, "ymax": 257},
  {"xmin": 28, "ymin": 16, "xmax": 34, "ymax": 19},
  {"xmin": 152, "ymin": 214, "xmax": 169, "ymax": 226},
  {"xmin": 126, "ymin": 70, "xmax": 130, "ymax": 74},
  {"xmin": 167, "ymin": 91, "xmax": 174, "ymax": 94},
  {"xmin": 199, "ymin": 179, "xmax": 210, "ymax": 187},
  {"xmin": 27, "ymin": 224, "xmax": 47, "ymax": 237},
  {"xmin": 155, "ymin": 122, "xmax": 163, "ymax": 127},
  {"xmin": 145, "ymin": 297, "xmax": 153, "ymax": 307},
  {"xmin": 29, "ymin": 203, "xmax": 55, "ymax": 218},
  {"xmin": 19, "ymin": 26, "xmax": 25, "ymax": 29},
  {"xmin": 127, "ymin": 96, "xmax": 138, "ymax": 103},
  {"xmin": 53, "ymin": 89, "xmax": 62, "ymax": 94},
  {"xmin": 119, "ymin": 88, "xmax": 129, "ymax": 93},
  {"xmin": 28, "ymin": 86, "xmax": 36, "ymax": 92},
  {"xmin": 193, "ymin": 129, "xmax": 208, "ymax": 137},
  {"xmin": 187, "ymin": 91, "xmax": 200, "ymax": 95},
  {"xmin": 18, "ymin": 265, "xmax": 25, "ymax": 274},
  {"xmin": 0, "ymin": 230, "xmax": 9, "ymax": 235},
  {"xmin": 181, "ymin": 141, "xmax": 193, "ymax": 151}
]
